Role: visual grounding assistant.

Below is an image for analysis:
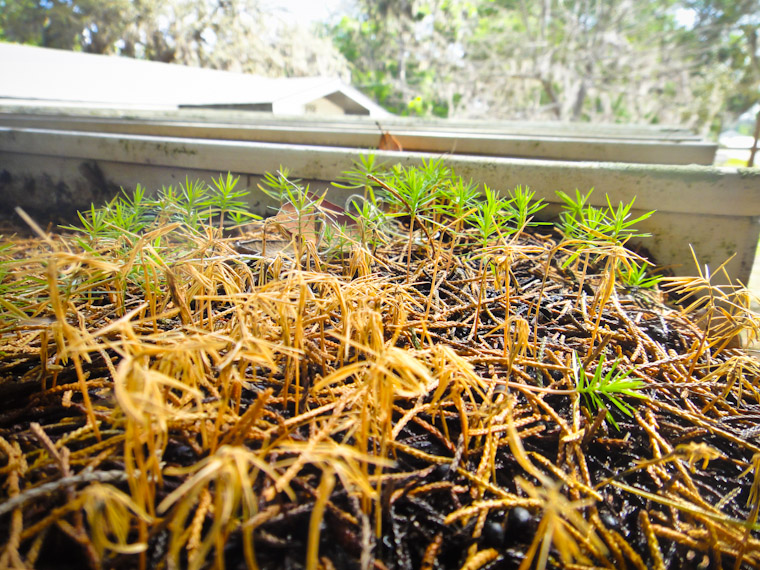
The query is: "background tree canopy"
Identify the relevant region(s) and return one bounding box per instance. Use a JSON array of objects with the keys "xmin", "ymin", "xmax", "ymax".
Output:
[
  {"xmin": 331, "ymin": 0, "xmax": 760, "ymax": 133},
  {"xmin": 0, "ymin": 0, "xmax": 350, "ymax": 78},
  {"xmin": 1, "ymin": 0, "xmax": 757, "ymax": 134}
]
